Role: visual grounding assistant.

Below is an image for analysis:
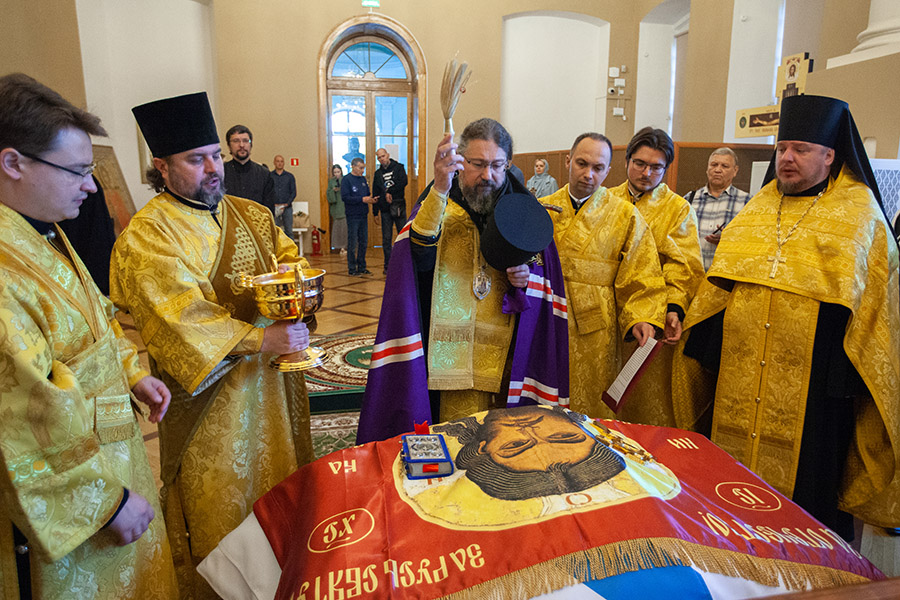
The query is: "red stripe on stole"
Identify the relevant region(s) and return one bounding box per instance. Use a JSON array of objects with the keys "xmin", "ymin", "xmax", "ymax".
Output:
[
  {"xmin": 370, "ymin": 340, "xmax": 423, "ymax": 360},
  {"xmin": 519, "ymin": 381, "xmax": 558, "ymax": 403}
]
